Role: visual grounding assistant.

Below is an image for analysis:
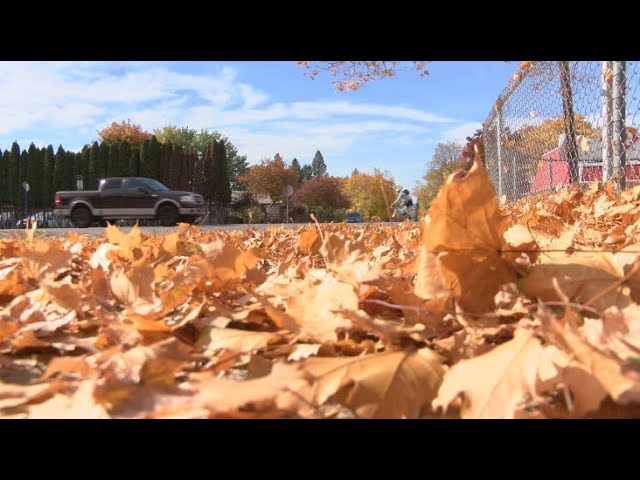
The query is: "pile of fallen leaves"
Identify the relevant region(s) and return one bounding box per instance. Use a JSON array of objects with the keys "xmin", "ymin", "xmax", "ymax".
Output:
[{"xmin": 2, "ymin": 156, "xmax": 640, "ymax": 419}]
